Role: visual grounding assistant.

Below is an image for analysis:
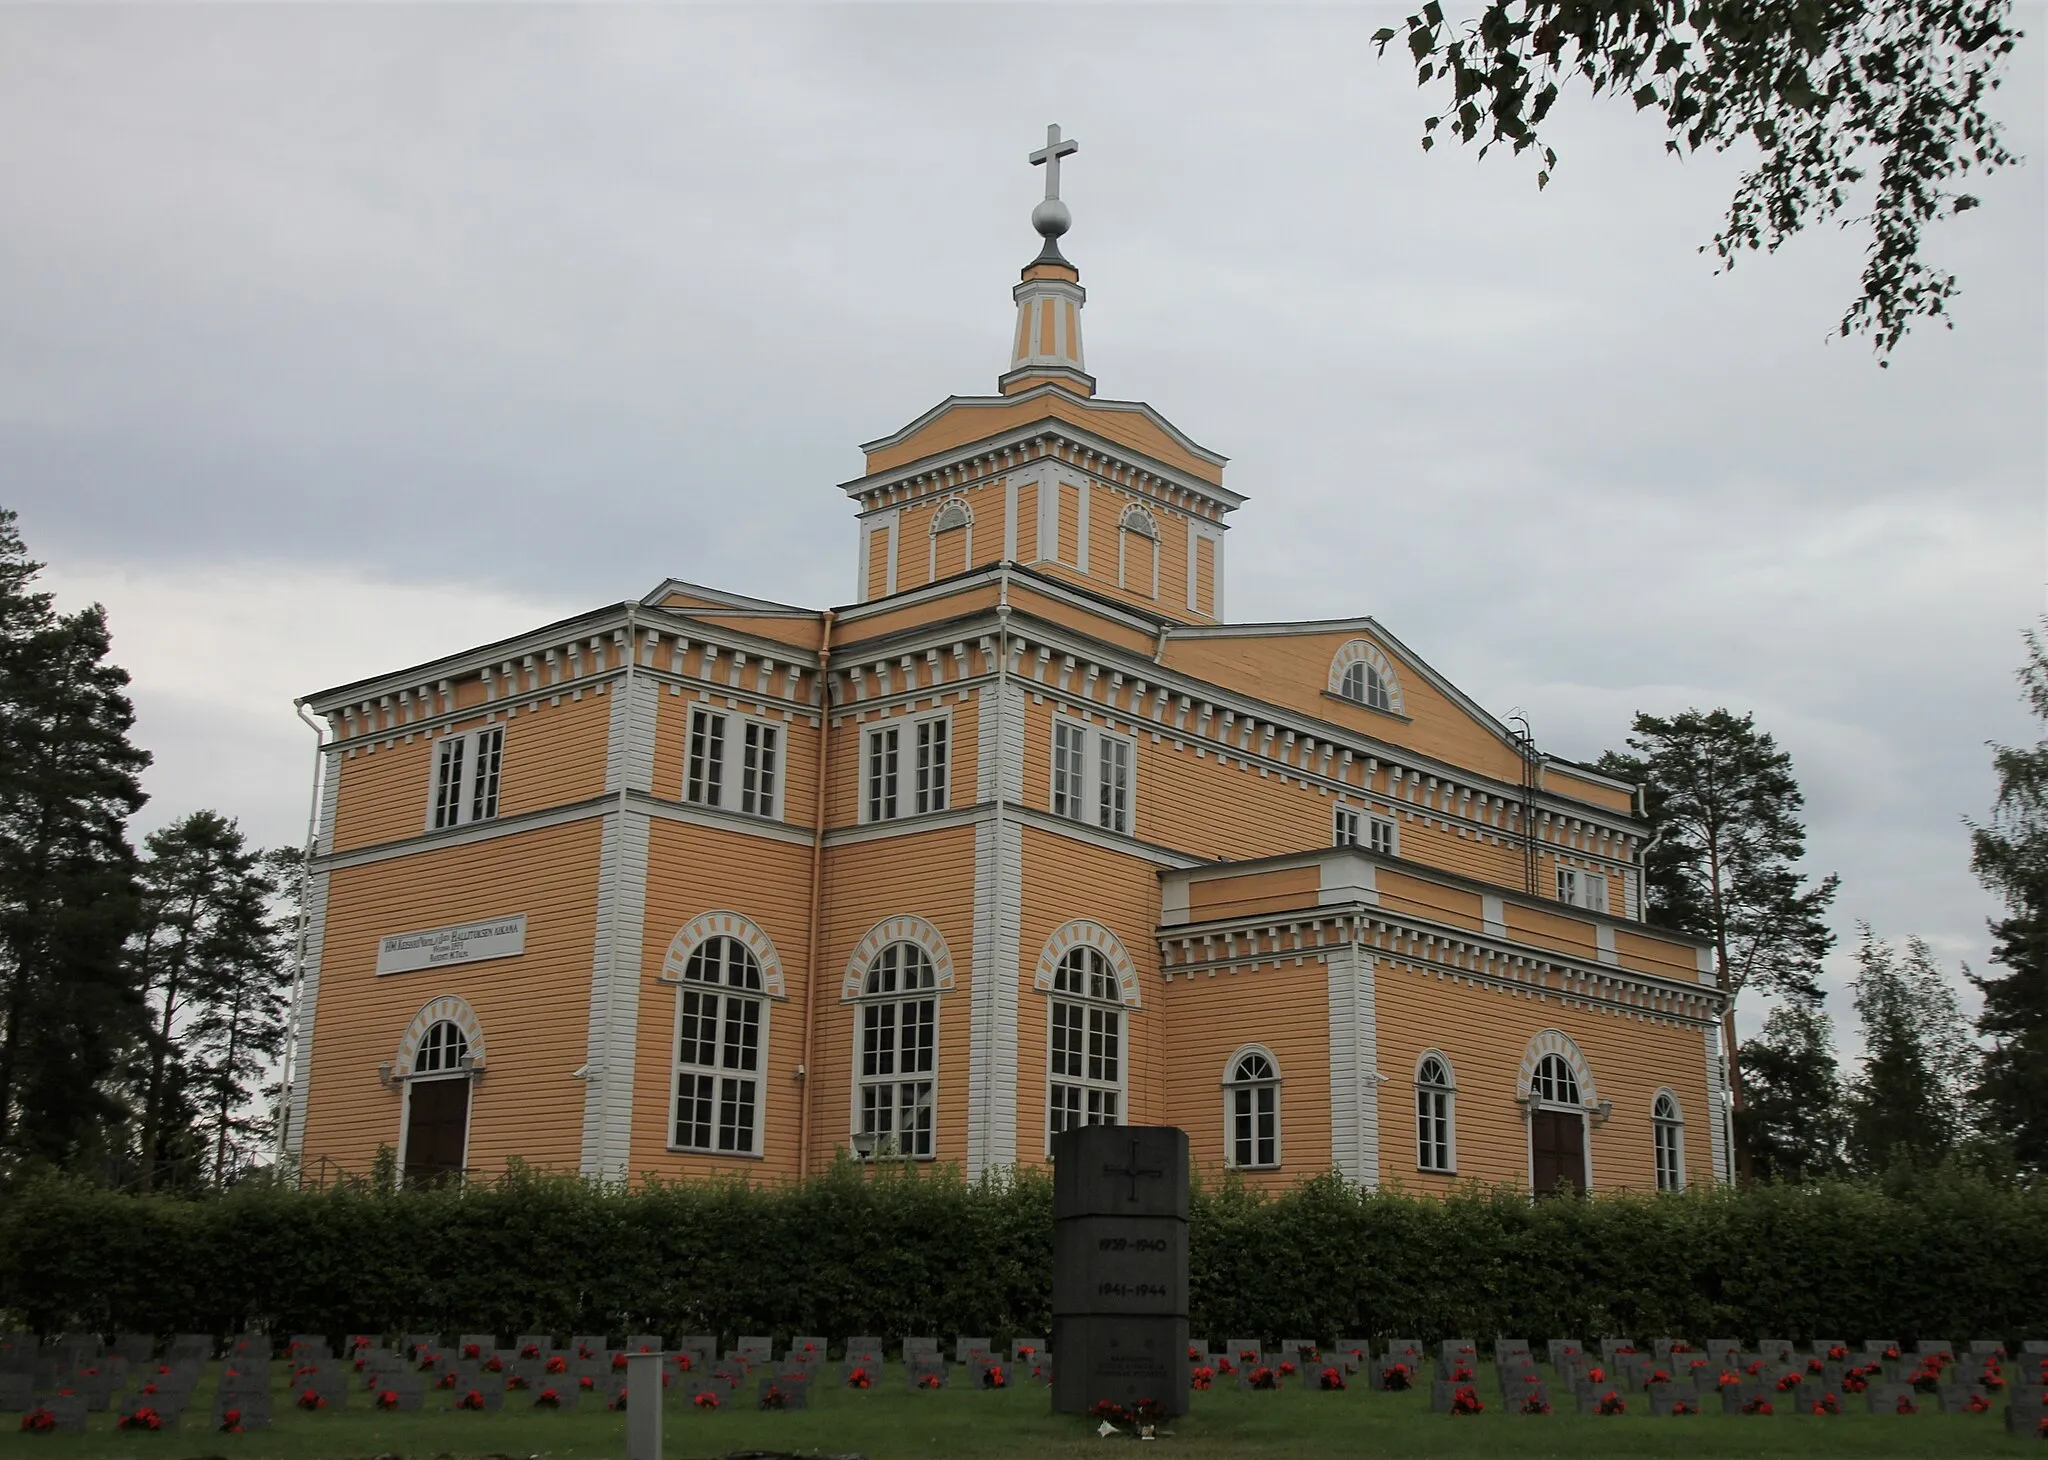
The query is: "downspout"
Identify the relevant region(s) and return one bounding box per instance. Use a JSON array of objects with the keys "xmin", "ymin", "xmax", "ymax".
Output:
[
  {"xmin": 279, "ymin": 700, "xmax": 326, "ymax": 1170},
  {"xmin": 796, "ymin": 609, "xmax": 836, "ymax": 1179}
]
